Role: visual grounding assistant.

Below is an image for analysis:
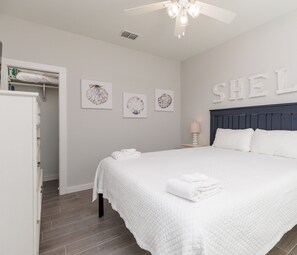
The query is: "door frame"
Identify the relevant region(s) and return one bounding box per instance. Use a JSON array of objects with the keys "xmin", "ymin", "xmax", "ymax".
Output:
[{"xmin": 1, "ymin": 58, "xmax": 68, "ymax": 195}]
